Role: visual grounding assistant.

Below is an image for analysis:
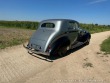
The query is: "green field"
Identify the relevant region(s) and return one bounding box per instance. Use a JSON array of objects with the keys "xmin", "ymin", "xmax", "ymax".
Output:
[
  {"xmin": 101, "ymin": 37, "xmax": 110, "ymax": 54},
  {"xmin": 80, "ymin": 23, "xmax": 110, "ymax": 34},
  {"xmin": 0, "ymin": 27, "xmax": 35, "ymax": 49},
  {"xmin": 0, "ymin": 21, "xmax": 39, "ymax": 30}
]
